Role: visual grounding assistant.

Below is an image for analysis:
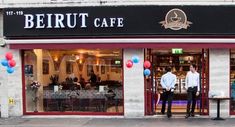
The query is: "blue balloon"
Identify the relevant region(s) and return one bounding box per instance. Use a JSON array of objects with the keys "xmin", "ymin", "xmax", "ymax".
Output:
[
  {"xmin": 144, "ymin": 69, "xmax": 151, "ymax": 76},
  {"xmin": 132, "ymin": 56, "xmax": 140, "ymax": 64},
  {"xmin": 1, "ymin": 59, "xmax": 8, "ymax": 66},
  {"xmin": 6, "ymin": 67, "xmax": 14, "ymax": 74}
]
